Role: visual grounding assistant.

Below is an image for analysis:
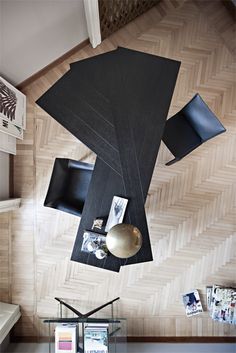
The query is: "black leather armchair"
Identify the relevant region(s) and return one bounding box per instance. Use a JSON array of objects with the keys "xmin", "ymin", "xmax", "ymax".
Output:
[
  {"xmin": 44, "ymin": 158, "xmax": 94, "ymax": 216},
  {"xmin": 162, "ymin": 94, "xmax": 226, "ymax": 166}
]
